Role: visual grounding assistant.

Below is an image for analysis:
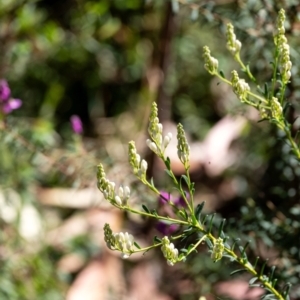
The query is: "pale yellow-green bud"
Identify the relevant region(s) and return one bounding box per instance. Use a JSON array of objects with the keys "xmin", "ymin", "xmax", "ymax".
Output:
[
  {"xmin": 104, "ymin": 223, "xmax": 115, "ymax": 250},
  {"xmin": 231, "ymin": 70, "xmax": 250, "ymax": 101},
  {"xmin": 203, "ymin": 46, "xmax": 219, "ymax": 75},
  {"xmin": 277, "ymin": 8, "xmax": 286, "ymax": 35},
  {"xmin": 226, "ymin": 23, "xmax": 242, "ymax": 56},
  {"xmin": 259, "ymin": 107, "xmax": 269, "ymax": 120},
  {"xmin": 161, "ymin": 236, "xmax": 179, "ymax": 266},
  {"xmin": 211, "ymin": 237, "xmax": 224, "ymax": 262},
  {"xmin": 177, "ymin": 123, "xmax": 190, "ymax": 167},
  {"xmin": 270, "ymin": 97, "xmax": 283, "ymax": 119}
]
